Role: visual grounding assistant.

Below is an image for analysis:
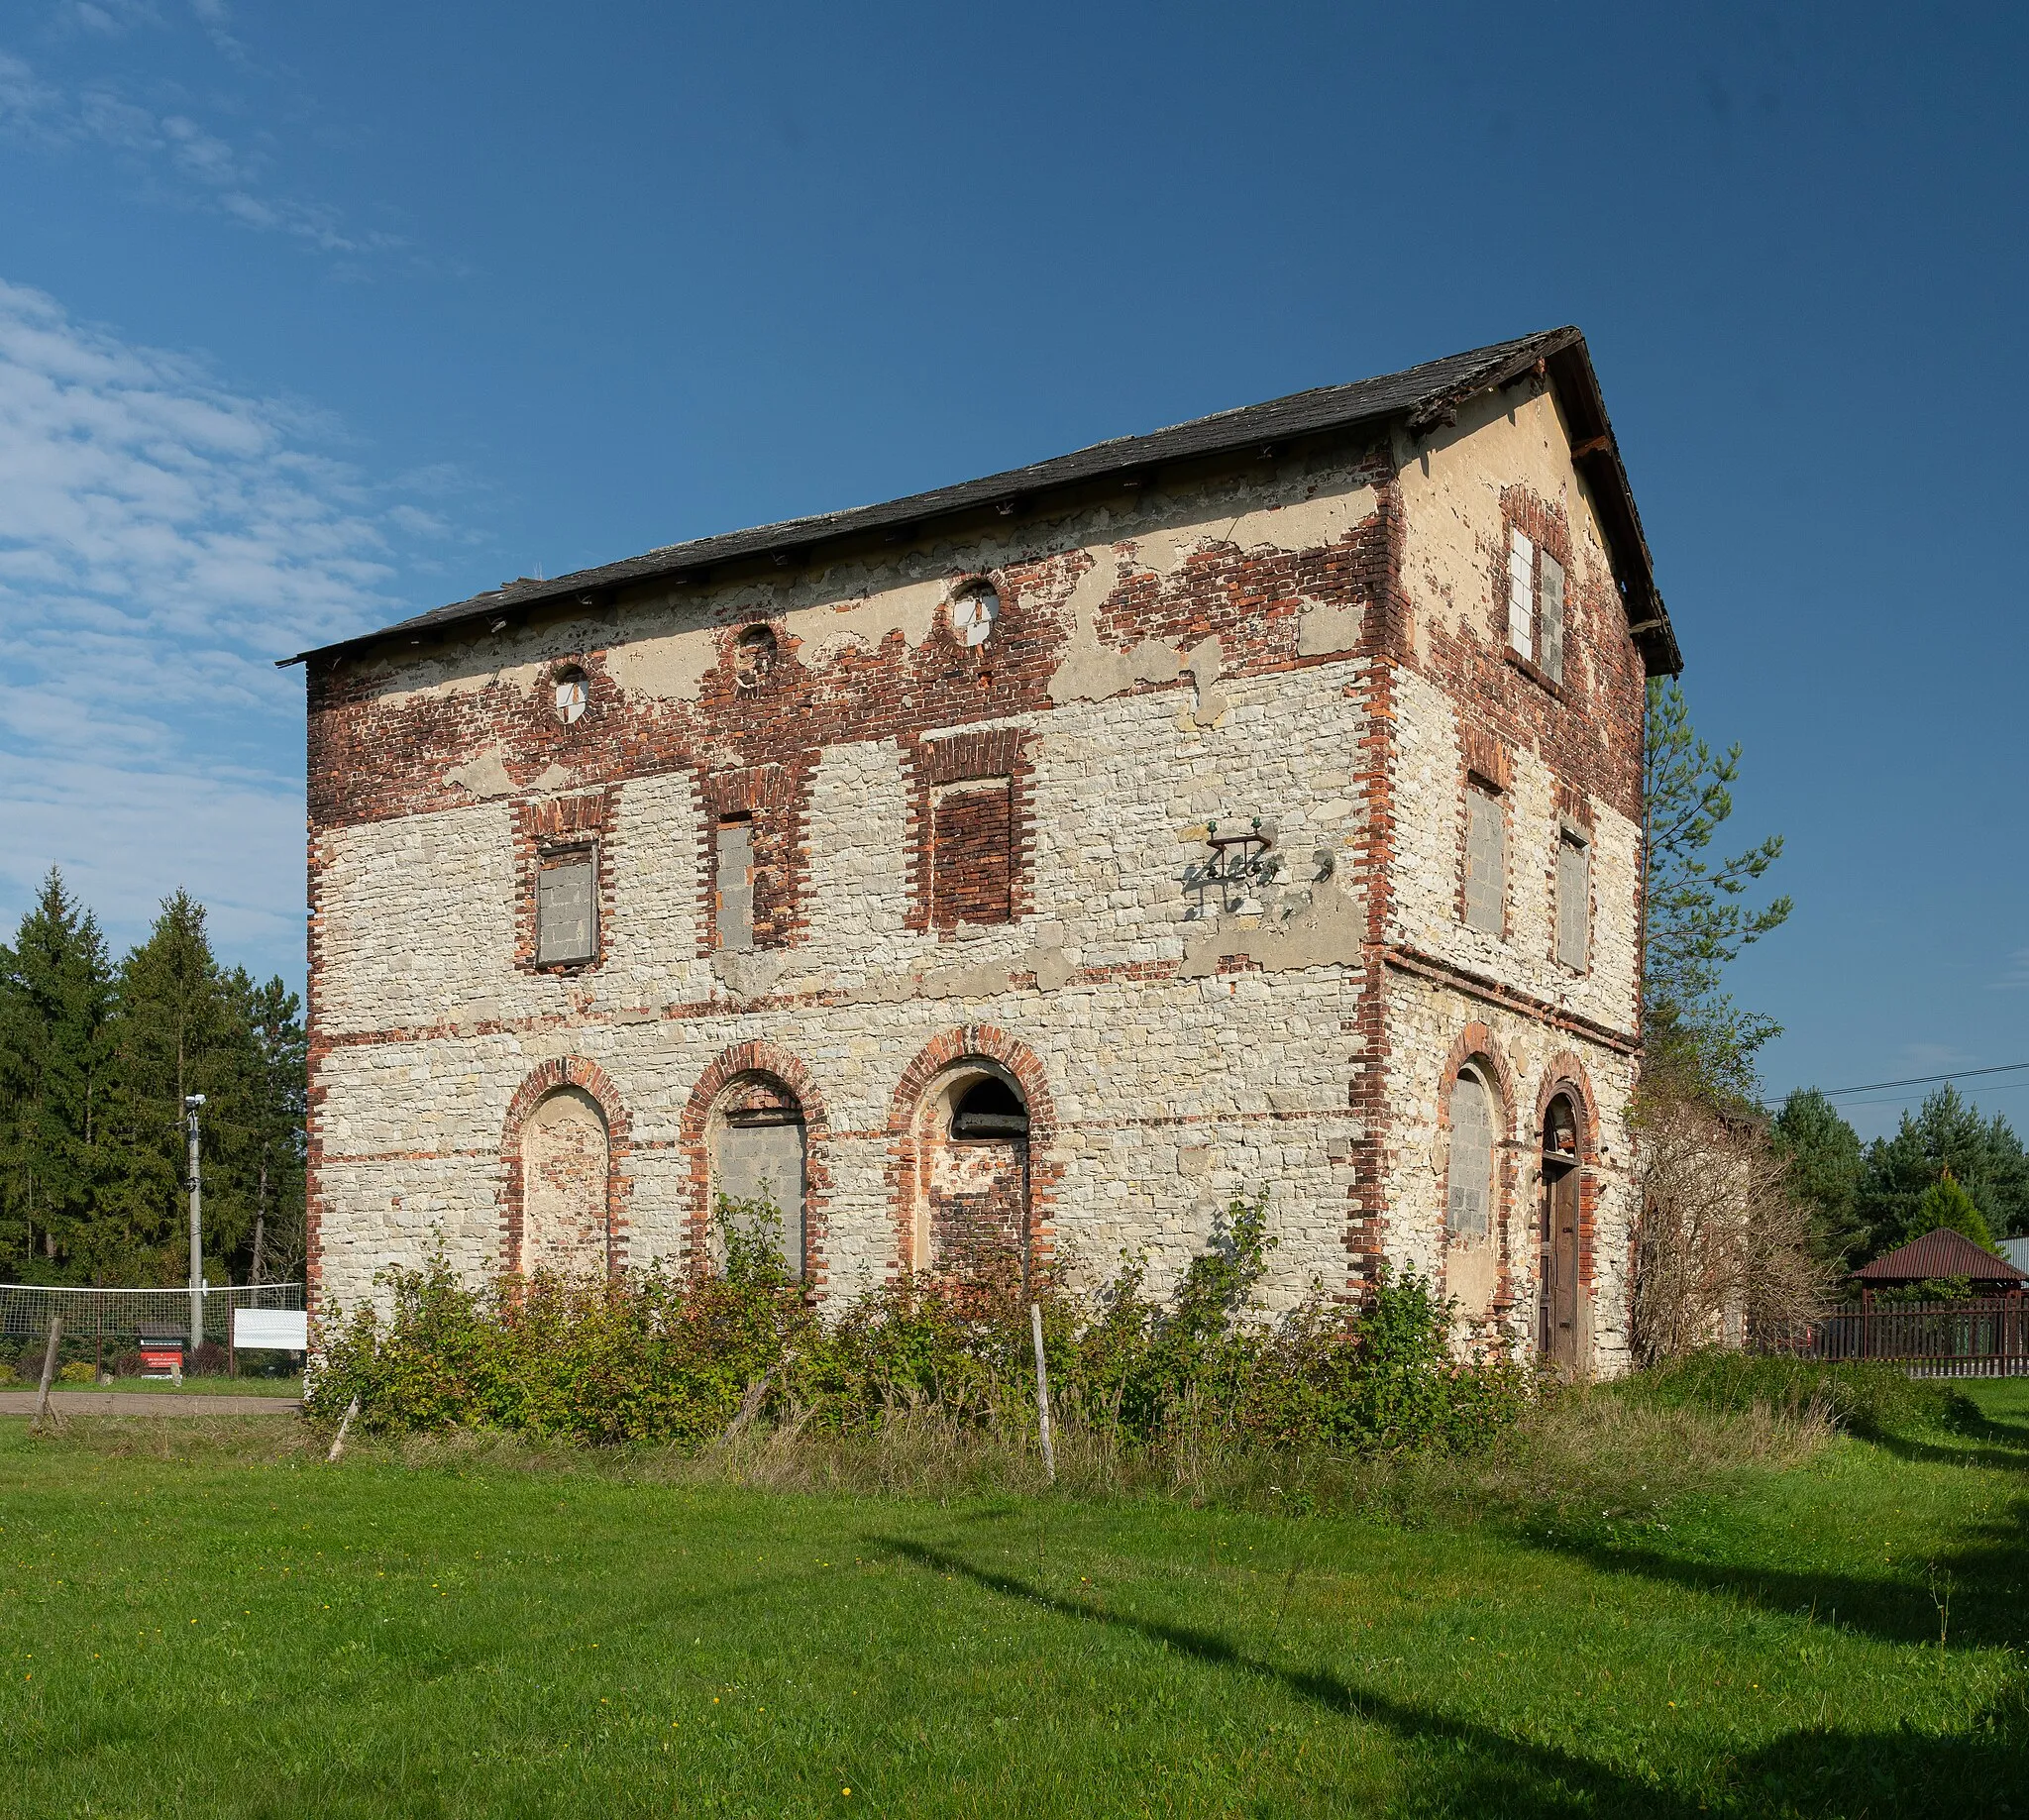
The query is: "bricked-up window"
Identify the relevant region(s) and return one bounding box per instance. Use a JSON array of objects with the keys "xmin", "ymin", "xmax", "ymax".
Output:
[
  {"xmin": 1540, "ymin": 552, "xmax": 1565, "ymax": 685},
  {"xmin": 714, "ymin": 817, "xmax": 755, "ymax": 952},
  {"xmin": 930, "ymin": 777, "xmax": 1014, "ymax": 927},
  {"xmin": 536, "ymin": 852, "xmax": 597, "ymax": 965},
  {"xmin": 1446, "ymin": 1065, "xmax": 1495, "ymax": 1243},
  {"xmin": 1507, "ymin": 527, "xmax": 1535, "ymax": 661},
  {"xmin": 1555, "ymin": 829, "xmax": 1590, "ymax": 972},
  {"xmin": 1463, "ymin": 786, "xmax": 1505, "ymax": 936}
]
